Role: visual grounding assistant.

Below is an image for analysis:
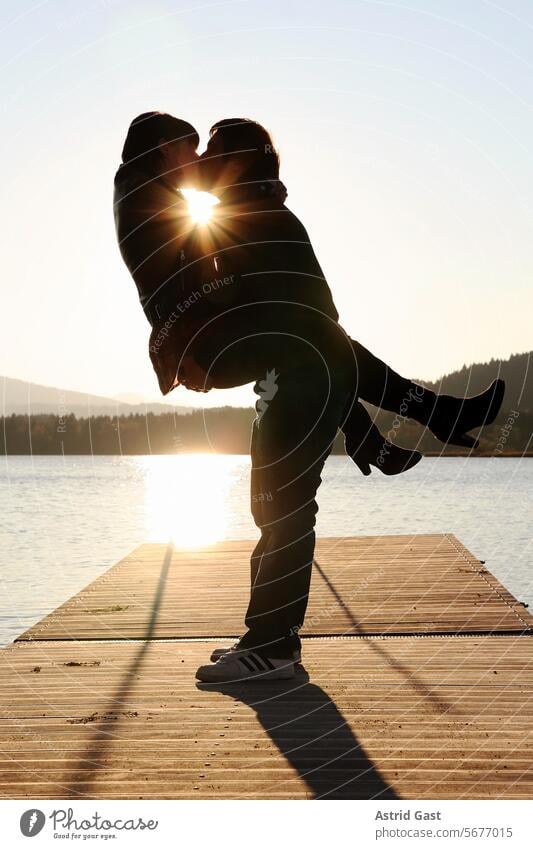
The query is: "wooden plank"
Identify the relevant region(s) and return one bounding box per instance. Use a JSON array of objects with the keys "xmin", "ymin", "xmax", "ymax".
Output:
[
  {"xmin": 16, "ymin": 535, "xmax": 533, "ymax": 641},
  {"xmin": 0, "ymin": 637, "xmax": 532, "ymax": 799}
]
